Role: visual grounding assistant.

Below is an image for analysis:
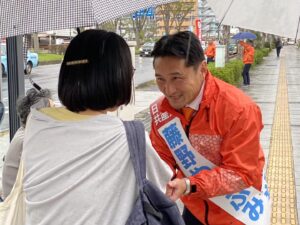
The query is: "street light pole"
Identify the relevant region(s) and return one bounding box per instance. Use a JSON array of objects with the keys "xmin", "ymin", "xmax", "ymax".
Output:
[
  {"xmin": 295, "ymin": 16, "xmax": 300, "ymax": 43},
  {"xmin": 6, "ymin": 36, "xmax": 25, "ymax": 140},
  {"xmin": 217, "ymin": 0, "xmax": 235, "ymax": 42}
]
